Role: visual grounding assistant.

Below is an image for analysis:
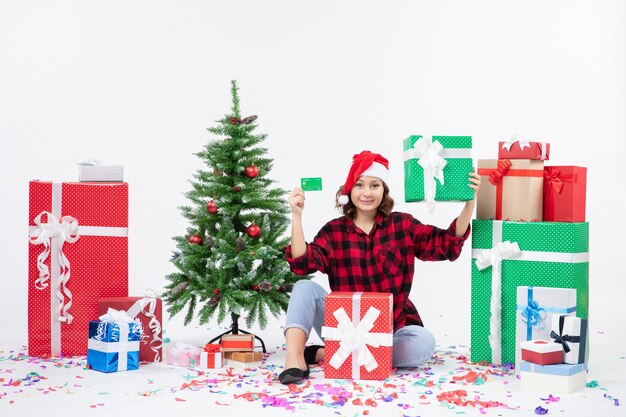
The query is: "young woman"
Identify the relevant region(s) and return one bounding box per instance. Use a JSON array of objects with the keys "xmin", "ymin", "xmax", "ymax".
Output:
[{"xmin": 279, "ymin": 150, "xmax": 480, "ymax": 384}]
